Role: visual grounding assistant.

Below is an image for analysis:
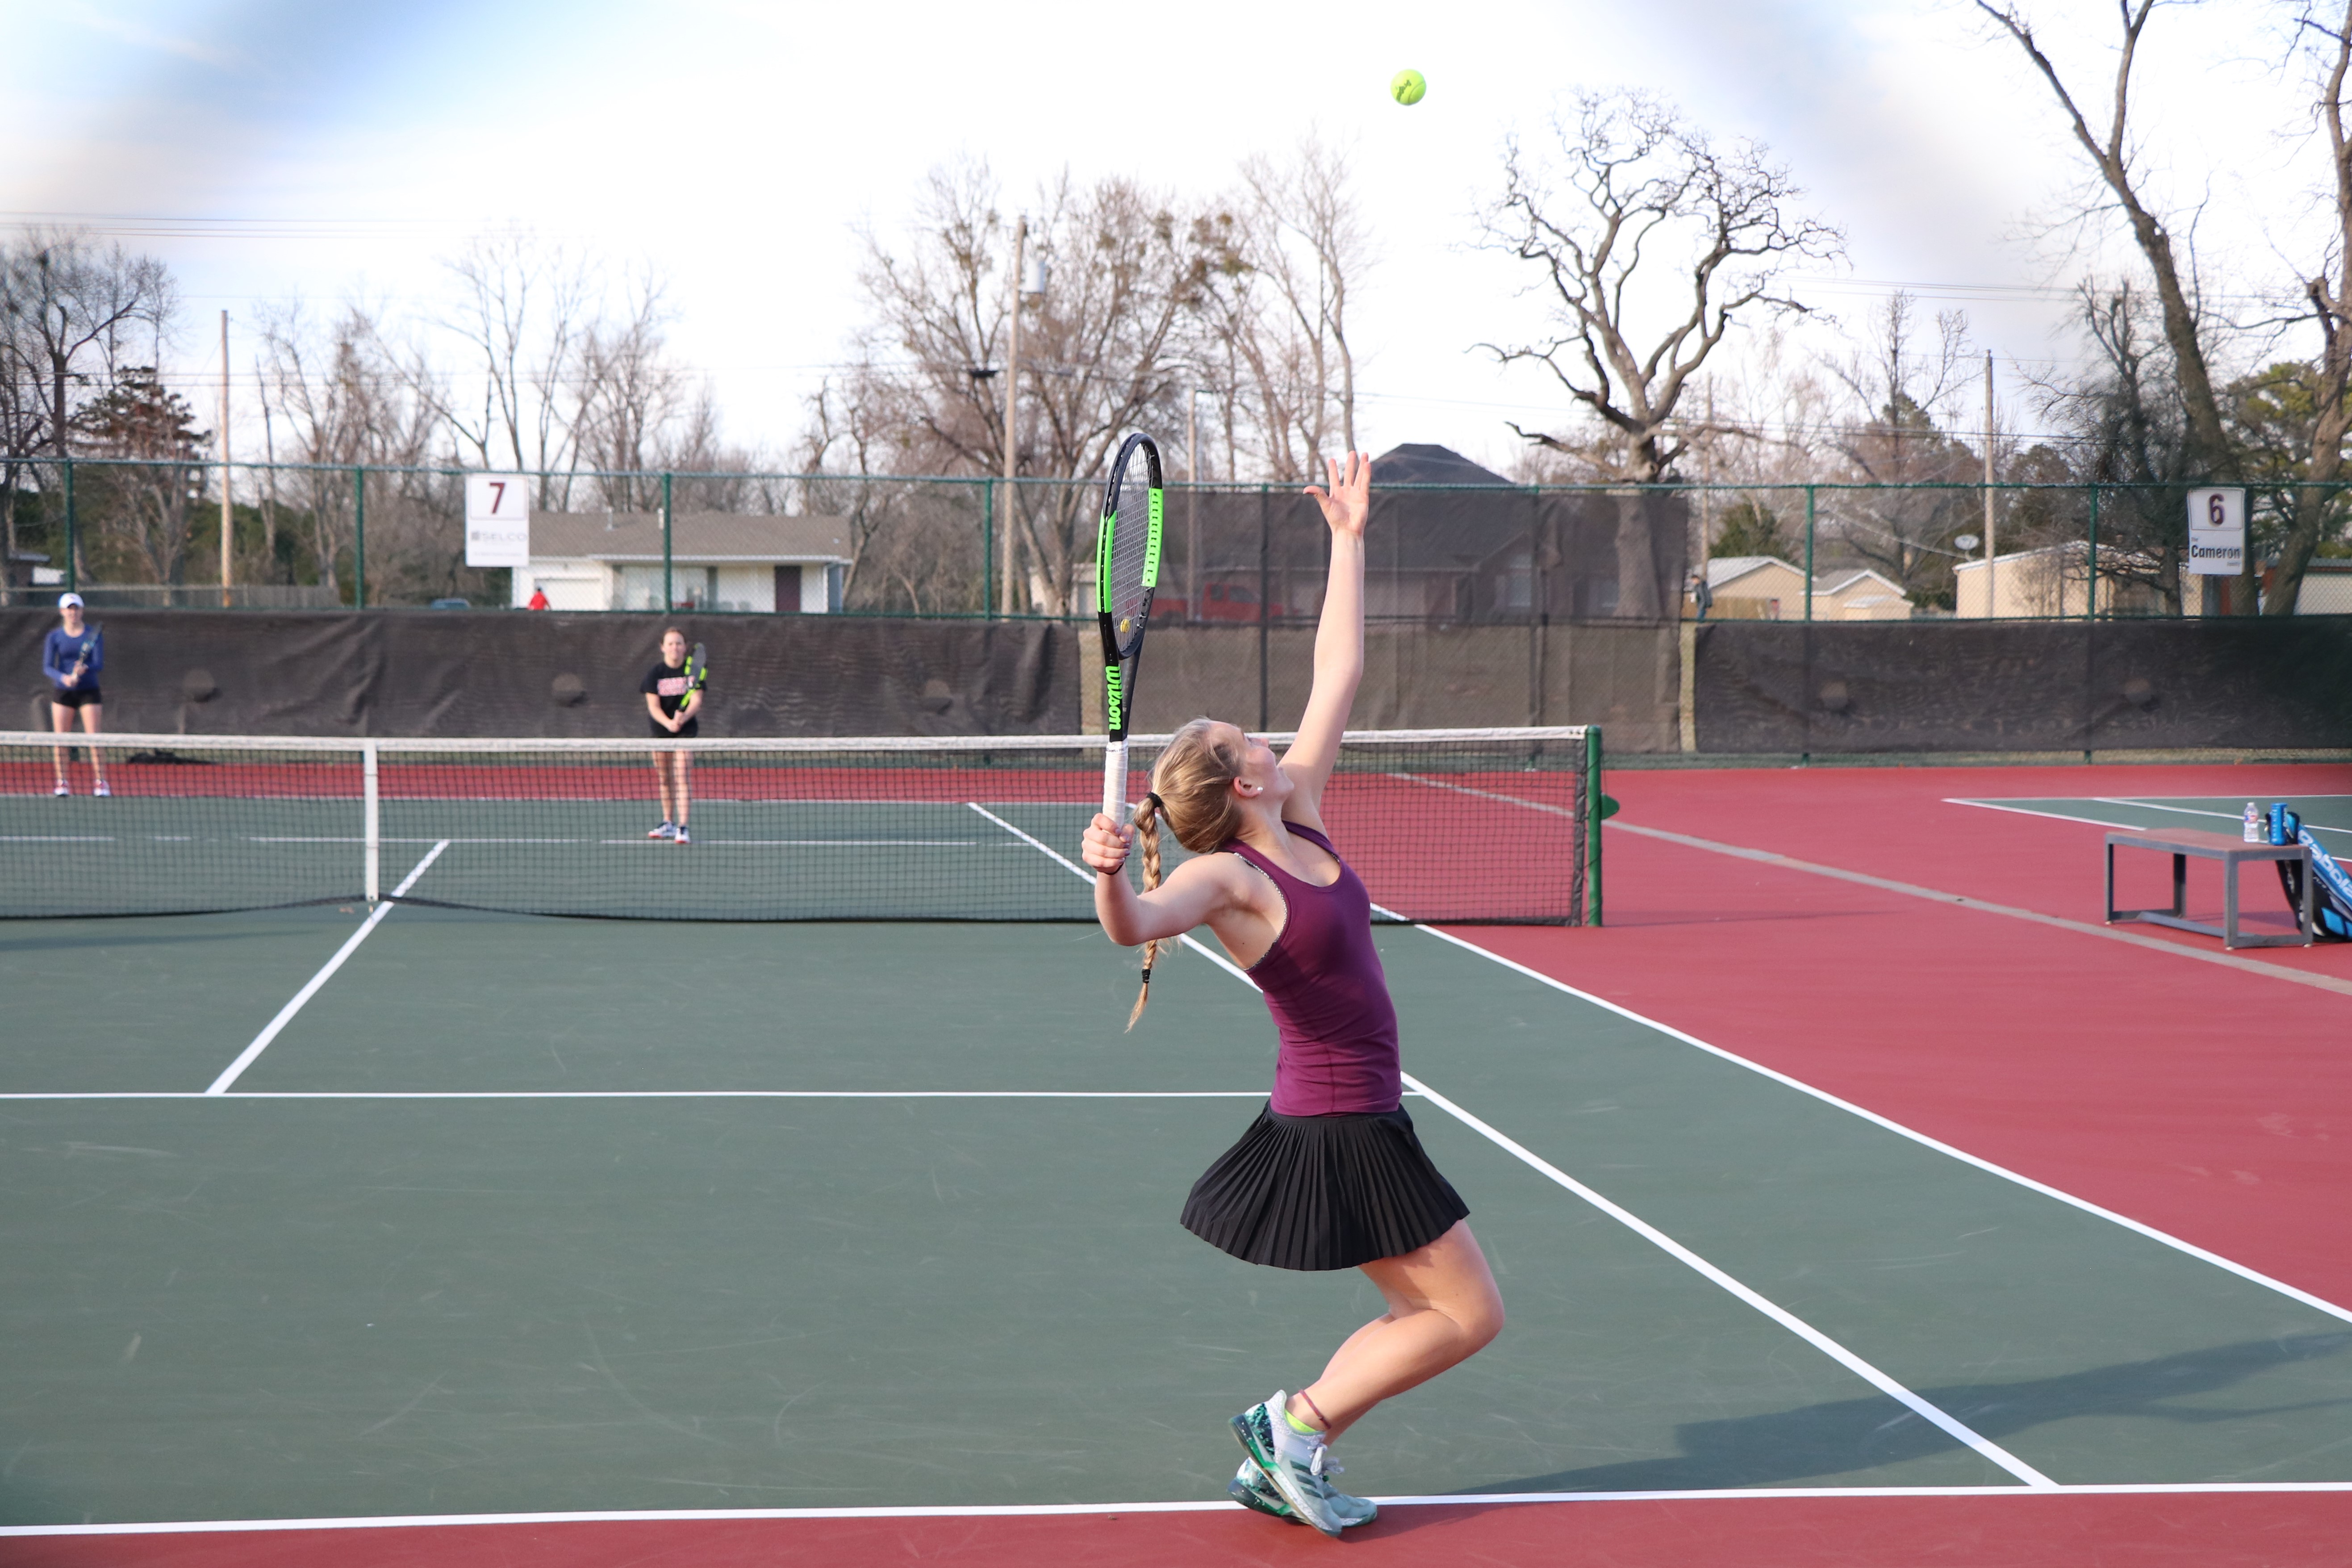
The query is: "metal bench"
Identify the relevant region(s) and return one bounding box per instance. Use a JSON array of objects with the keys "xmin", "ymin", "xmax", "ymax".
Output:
[{"xmin": 2104, "ymin": 826, "xmax": 2314, "ymax": 949}]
